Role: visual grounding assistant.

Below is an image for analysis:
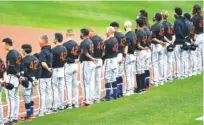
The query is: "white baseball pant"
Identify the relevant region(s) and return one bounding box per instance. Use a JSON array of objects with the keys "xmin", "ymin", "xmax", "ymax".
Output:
[
  {"xmin": 6, "ymin": 74, "xmax": 19, "ymax": 121},
  {"xmin": 38, "ymin": 78, "xmax": 52, "ymax": 114},
  {"xmin": 124, "ymin": 54, "xmax": 135, "ymax": 94},
  {"xmin": 52, "ymin": 68, "xmax": 65, "ymax": 110},
  {"xmin": 151, "ymin": 44, "xmax": 163, "ymax": 85},
  {"xmin": 117, "ymin": 53, "xmax": 124, "ymax": 77},
  {"xmin": 64, "ymin": 63, "xmax": 79, "ymax": 106},
  {"xmin": 174, "ymin": 44, "xmax": 186, "ymax": 79},
  {"xmin": 0, "ymin": 79, "xmax": 3, "ymax": 125},
  {"xmin": 144, "ymin": 49, "xmax": 151, "ymax": 71},
  {"xmin": 82, "ymin": 61, "xmax": 95, "ymax": 104},
  {"xmin": 91, "ymin": 59, "xmax": 102, "ymax": 102},
  {"xmin": 104, "ymin": 58, "xmax": 118, "ymax": 83},
  {"xmin": 195, "ymin": 33, "xmax": 204, "ymax": 73},
  {"xmin": 167, "ymin": 50, "xmax": 174, "ymax": 80}
]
